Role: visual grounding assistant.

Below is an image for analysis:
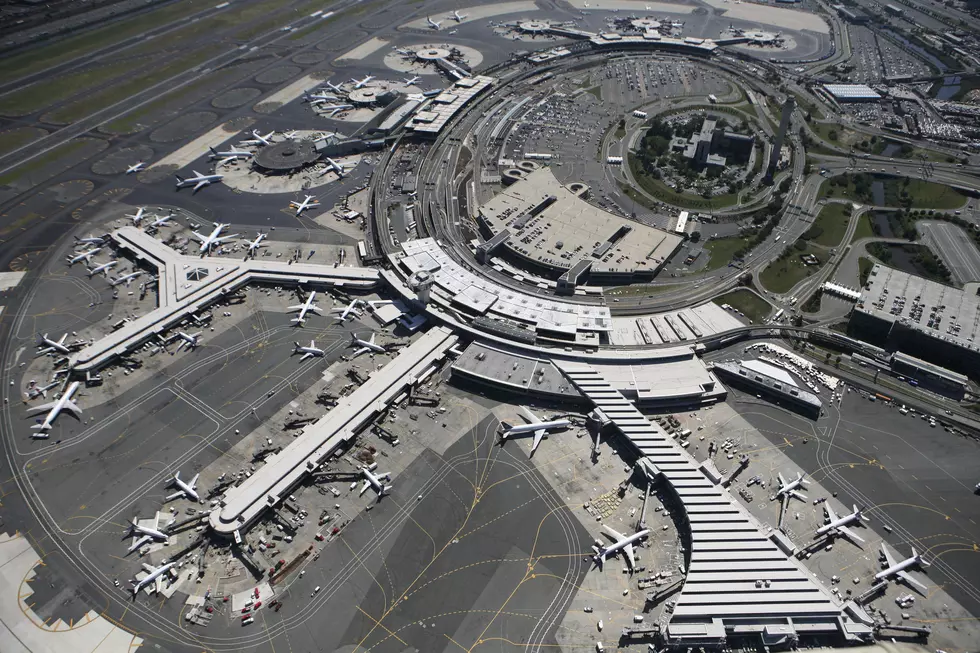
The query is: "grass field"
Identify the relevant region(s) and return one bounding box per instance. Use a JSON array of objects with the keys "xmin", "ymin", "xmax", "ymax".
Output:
[
  {"xmin": 0, "ymin": 127, "xmax": 47, "ymax": 158},
  {"xmin": 806, "ymin": 202, "xmax": 851, "ymax": 248},
  {"xmin": 0, "ymin": 59, "xmax": 142, "ymax": 117},
  {"xmin": 605, "ymin": 283, "xmax": 683, "ymax": 297},
  {"xmin": 759, "ymin": 241, "xmax": 825, "ymax": 294},
  {"xmin": 47, "ymin": 45, "xmax": 224, "ymax": 124},
  {"xmin": 0, "ymin": 139, "xmax": 93, "ymax": 188},
  {"xmin": 712, "ymin": 289, "xmax": 772, "ymax": 324},
  {"xmin": 851, "ymin": 212, "xmax": 875, "ymax": 242},
  {"xmin": 819, "ymin": 174, "xmax": 967, "ymax": 210},
  {"xmin": 0, "ymin": 1, "xmax": 207, "ymax": 85},
  {"xmin": 629, "ymin": 160, "xmax": 740, "ymax": 210},
  {"xmin": 703, "ymin": 235, "xmax": 752, "ymax": 271},
  {"xmin": 102, "ymin": 74, "xmax": 222, "ymax": 134},
  {"xmin": 858, "ymin": 256, "xmax": 875, "ymax": 287}
]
